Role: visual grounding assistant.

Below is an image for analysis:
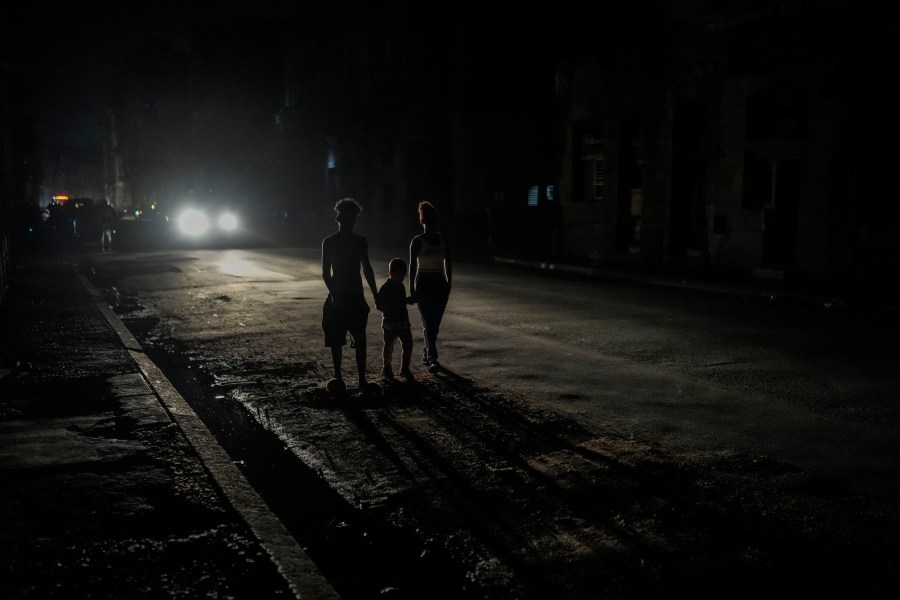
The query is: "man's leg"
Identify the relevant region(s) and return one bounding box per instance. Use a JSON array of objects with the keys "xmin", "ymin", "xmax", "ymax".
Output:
[
  {"xmin": 330, "ymin": 346, "xmax": 342, "ymax": 381},
  {"xmin": 349, "ymin": 329, "xmax": 367, "ymax": 389}
]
